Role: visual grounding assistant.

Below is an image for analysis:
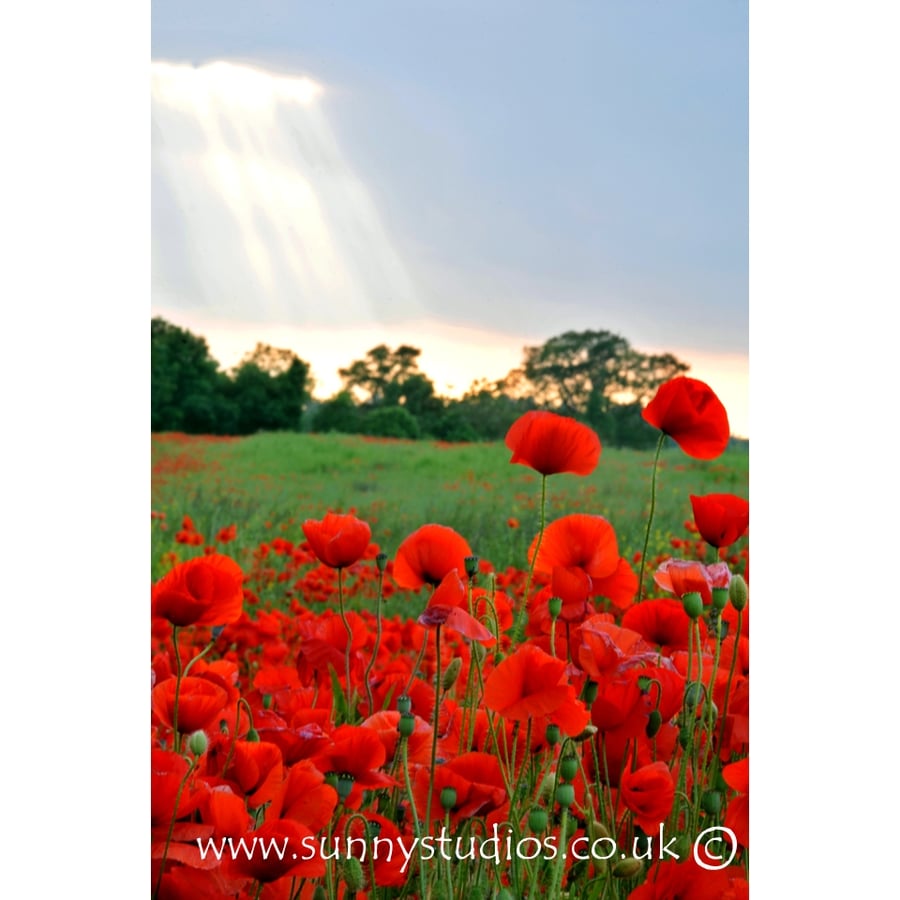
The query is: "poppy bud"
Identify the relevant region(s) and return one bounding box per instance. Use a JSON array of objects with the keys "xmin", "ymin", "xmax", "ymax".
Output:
[
  {"xmin": 587, "ymin": 819, "xmax": 611, "ymax": 842},
  {"xmin": 678, "ymin": 726, "xmax": 692, "ymax": 750},
  {"xmin": 187, "ymin": 730, "xmax": 208, "ymax": 756},
  {"xmin": 545, "ymin": 723, "xmax": 561, "ymax": 747},
  {"xmin": 464, "ymin": 555, "xmax": 479, "ymax": 579},
  {"xmin": 556, "ymin": 783, "xmax": 576, "ymax": 807},
  {"xmin": 397, "ymin": 695, "xmax": 412, "ymax": 715},
  {"xmin": 670, "ymin": 835, "xmax": 691, "ymax": 859},
  {"xmin": 548, "ymin": 596, "xmax": 563, "ymax": 619},
  {"xmin": 570, "ymin": 724, "xmax": 598, "ymax": 742},
  {"xmin": 559, "ymin": 754, "xmax": 579, "ymax": 783},
  {"xmin": 701, "ymin": 790, "xmax": 723, "ymax": 814},
  {"xmin": 538, "ymin": 773, "xmax": 557, "ymax": 802},
  {"xmin": 712, "ymin": 587, "xmax": 729, "ymax": 611},
  {"xmin": 342, "ymin": 856, "xmax": 365, "ymax": 892},
  {"xmin": 398, "ymin": 712, "xmax": 416, "ymax": 738},
  {"xmin": 729, "ymin": 574, "xmax": 748, "ymax": 611},
  {"xmin": 613, "ymin": 858, "xmax": 643, "ymax": 878},
  {"xmin": 376, "ymin": 552, "xmax": 388, "ymax": 573},
  {"xmin": 528, "ymin": 807, "xmax": 548, "ymax": 832},
  {"xmin": 442, "ymin": 657, "xmax": 462, "ymax": 691},
  {"xmin": 684, "ymin": 682, "xmax": 704, "ymax": 710},
  {"xmin": 646, "ymin": 710, "xmax": 662, "ymax": 738},
  {"xmin": 582, "ymin": 679, "xmax": 599, "ymax": 705},
  {"xmin": 246, "ymin": 727, "xmax": 260, "ymax": 743},
  {"xmin": 682, "ymin": 591, "xmax": 704, "ymax": 619},
  {"xmin": 440, "ymin": 787, "xmax": 458, "ymax": 810},
  {"xmin": 262, "ymin": 694, "xmax": 273, "ymax": 710}
]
